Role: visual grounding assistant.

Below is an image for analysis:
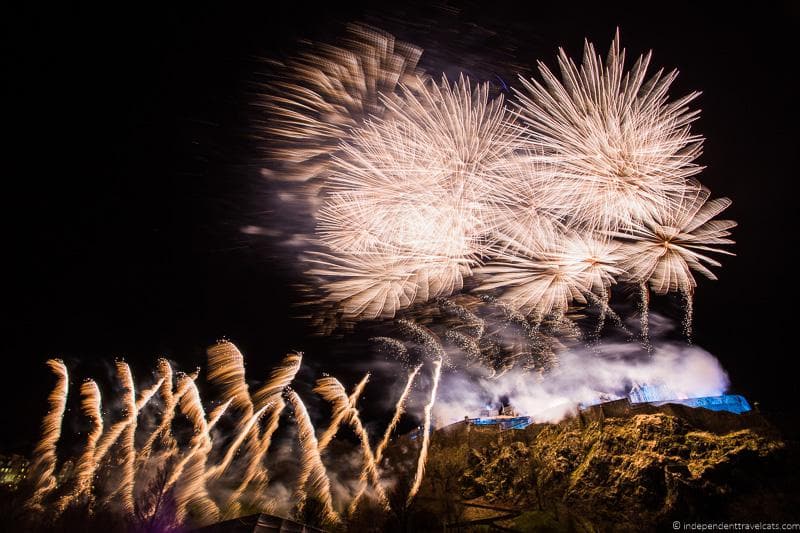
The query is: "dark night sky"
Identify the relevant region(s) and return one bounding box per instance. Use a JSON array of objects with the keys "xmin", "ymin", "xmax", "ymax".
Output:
[{"xmin": 4, "ymin": 1, "xmax": 799, "ymax": 452}]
